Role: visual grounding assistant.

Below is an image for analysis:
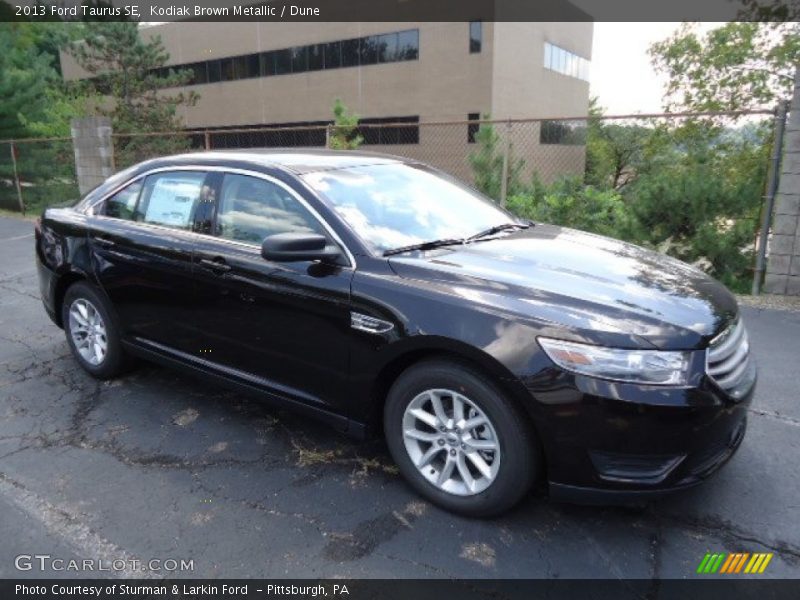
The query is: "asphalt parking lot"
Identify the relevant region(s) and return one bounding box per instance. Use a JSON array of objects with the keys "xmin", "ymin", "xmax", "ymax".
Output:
[{"xmin": 0, "ymin": 214, "xmax": 799, "ymax": 580}]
